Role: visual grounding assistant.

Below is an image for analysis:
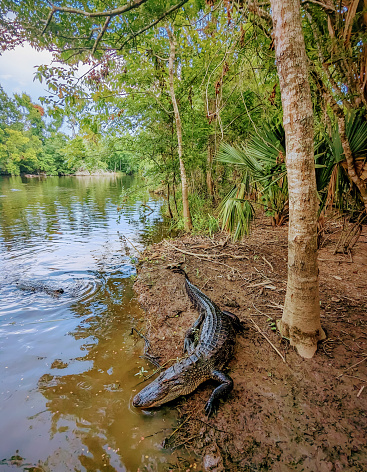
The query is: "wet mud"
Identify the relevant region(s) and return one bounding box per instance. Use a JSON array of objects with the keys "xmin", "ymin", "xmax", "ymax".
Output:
[{"xmin": 133, "ymin": 219, "xmax": 367, "ymax": 471}]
